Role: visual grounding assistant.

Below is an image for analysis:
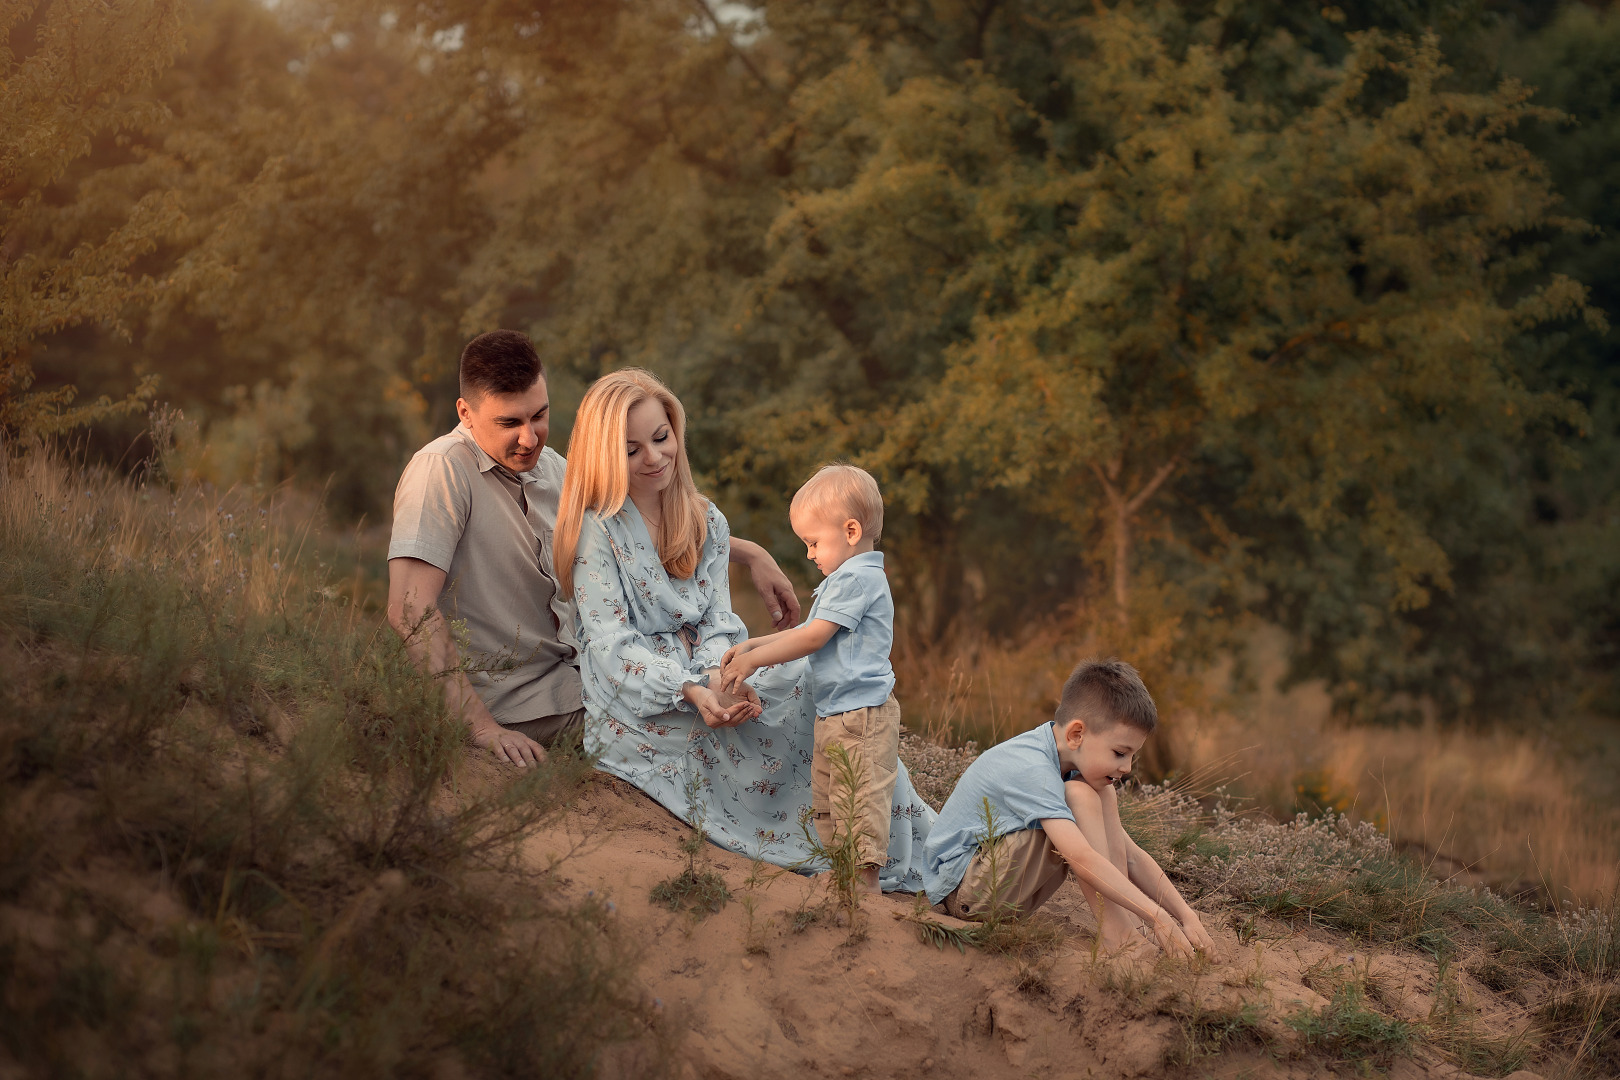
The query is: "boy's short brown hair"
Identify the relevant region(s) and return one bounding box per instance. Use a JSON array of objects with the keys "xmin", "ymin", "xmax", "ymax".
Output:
[
  {"xmin": 1055, "ymin": 658, "xmax": 1157, "ymax": 734},
  {"xmin": 791, "ymin": 463, "xmax": 884, "ymax": 542}
]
